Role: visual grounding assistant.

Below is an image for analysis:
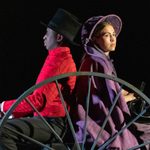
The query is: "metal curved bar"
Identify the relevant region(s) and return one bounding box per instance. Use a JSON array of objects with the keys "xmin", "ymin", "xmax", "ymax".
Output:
[
  {"xmin": 91, "ymin": 85, "xmax": 123, "ymax": 150},
  {"xmin": 128, "ymin": 140, "xmax": 150, "ymax": 150},
  {"xmin": 0, "ymin": 71, "xmax": 150, "ymax": 150},
  {"xmin": 55, "ymin": 80, "xmax": 80, "ymax": 150},
  {"xmin": 98, "ymin": 105, "xmax": 150, "ymax": 150},
  {"xmin": 81, "ymin": 77, "xmax": 92, "ymax": 150}
]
